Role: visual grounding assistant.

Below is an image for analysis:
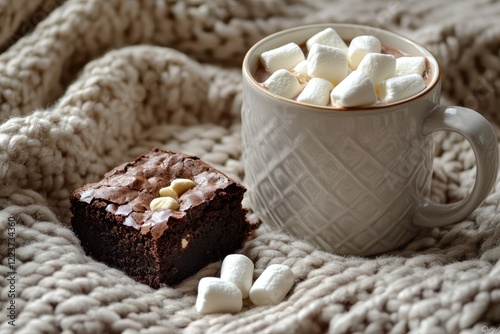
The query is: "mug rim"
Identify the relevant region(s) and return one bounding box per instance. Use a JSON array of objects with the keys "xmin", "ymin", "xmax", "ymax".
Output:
[{"xmin": 242, "ymin": 23, "xmax": 441, "ymax": 113}]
